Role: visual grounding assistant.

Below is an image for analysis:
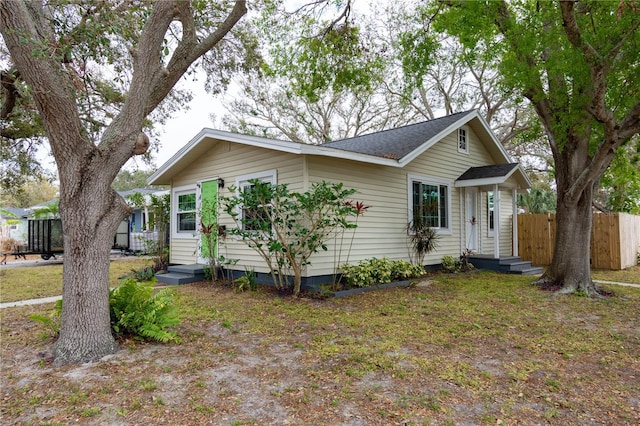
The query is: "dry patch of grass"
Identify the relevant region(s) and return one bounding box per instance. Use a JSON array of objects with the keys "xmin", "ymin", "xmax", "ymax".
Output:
[
  {"xmin": 0, "ymin": 257, "xmax": 149, "ymax": 303},
  {"xmin": 1, "ymin": 271, "xmax": 639, "ymax": 425}
]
